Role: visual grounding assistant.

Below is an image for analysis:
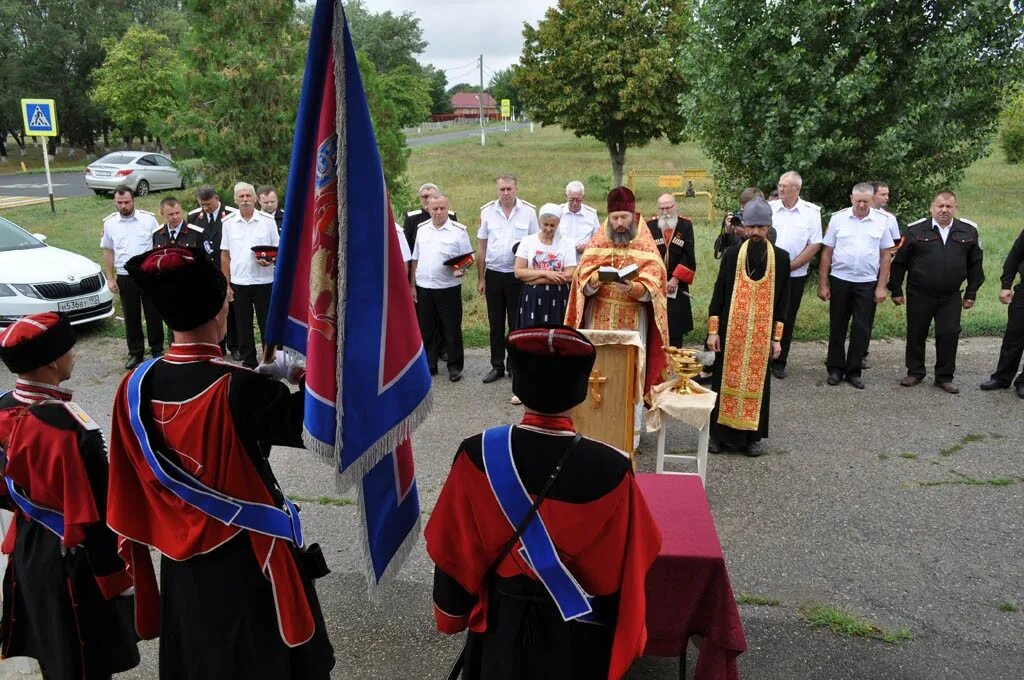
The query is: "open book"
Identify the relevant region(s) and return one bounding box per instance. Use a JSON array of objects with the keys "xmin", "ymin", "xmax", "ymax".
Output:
[{"xmin": 597, "ymin": 263, "xmax": 639, "ymax": 283}]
